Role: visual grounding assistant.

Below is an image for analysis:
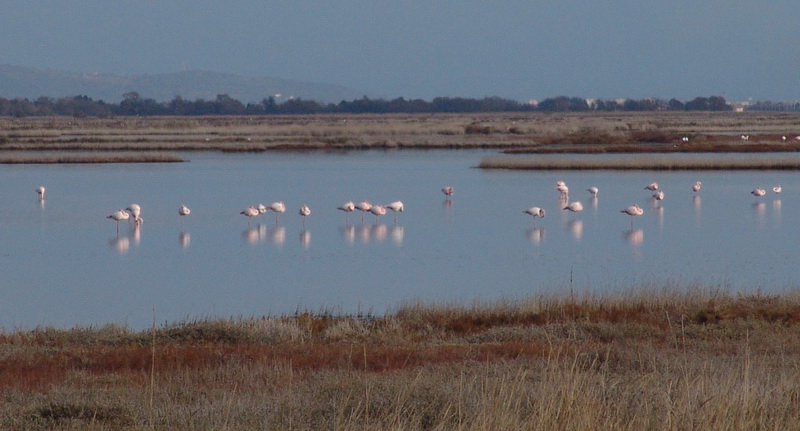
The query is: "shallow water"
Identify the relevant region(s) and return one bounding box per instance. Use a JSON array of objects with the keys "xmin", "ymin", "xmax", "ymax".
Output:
[{"xmin": 0, "ymin": 151, "xmax": 797, "ymax": 330}]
